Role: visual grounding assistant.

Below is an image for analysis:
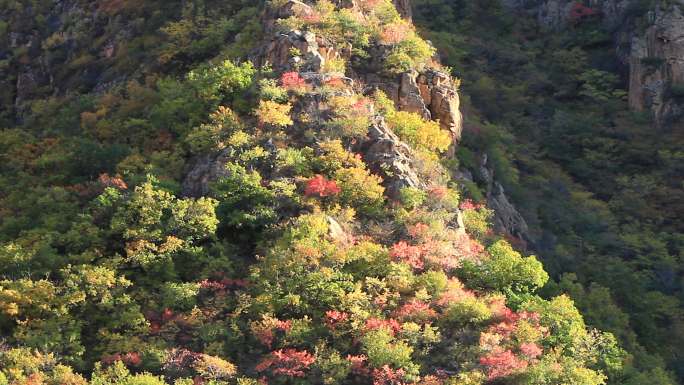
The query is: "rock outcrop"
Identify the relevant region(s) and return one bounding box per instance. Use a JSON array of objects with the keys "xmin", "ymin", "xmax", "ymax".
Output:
[
  {"xmin": 2, "ymin": 0, "xmax": 139, "ymax": 123},
  {"xmin": 256, "ymin": 0, "xmax": 348, "ymax": 73},
  {"xmin": 367, "ymin": 69, "xmax": 463, "ymax": 142},
  {"xmin": 186, "ymin": 0, "xmax": 462, "ymax": 203},
  {"xmin": 488, "ymin": 183, "xmax": 531, "ymax": 246},
  {"xmin": 504, "ymin": 0, "xmax": 629, "ymax": 30},
  {"xmin": 256, "ymin": 30, "xmax": 327, "ymax": 72},
  {"xmin": 181, "ymin": 149, "xmax": 234, "ymax": 198},
  {"xmin": 472, "ymin": 154, "xmax": 532, "ymax": 247},
  {"xmin": 360, "ymin": 117, "xmax": 425, "ymax": 199},
  {"xmin": 628, "ymin": 4, "xmax": 684, "ymax": 126}
]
